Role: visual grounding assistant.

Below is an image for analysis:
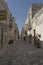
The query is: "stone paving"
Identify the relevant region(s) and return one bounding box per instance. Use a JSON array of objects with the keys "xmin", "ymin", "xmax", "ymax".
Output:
[
  {"xmin": 0, "ymin": 47, "xmax": 8, "ymax": 56},
  {"xmin": 0, "ymin": 40, "xmax": 43, "ymax": 65}
]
